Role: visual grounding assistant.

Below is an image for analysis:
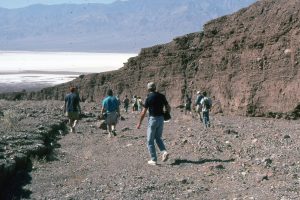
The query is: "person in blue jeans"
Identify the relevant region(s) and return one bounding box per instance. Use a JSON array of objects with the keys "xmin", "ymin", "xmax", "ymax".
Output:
[
  {"xmin": 137, "ymin": 82, "xmax": 171, "ymax": 165},
  {"xmin": 200, "ymin": 91, "xmax": 212, "ymax": 128}
]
